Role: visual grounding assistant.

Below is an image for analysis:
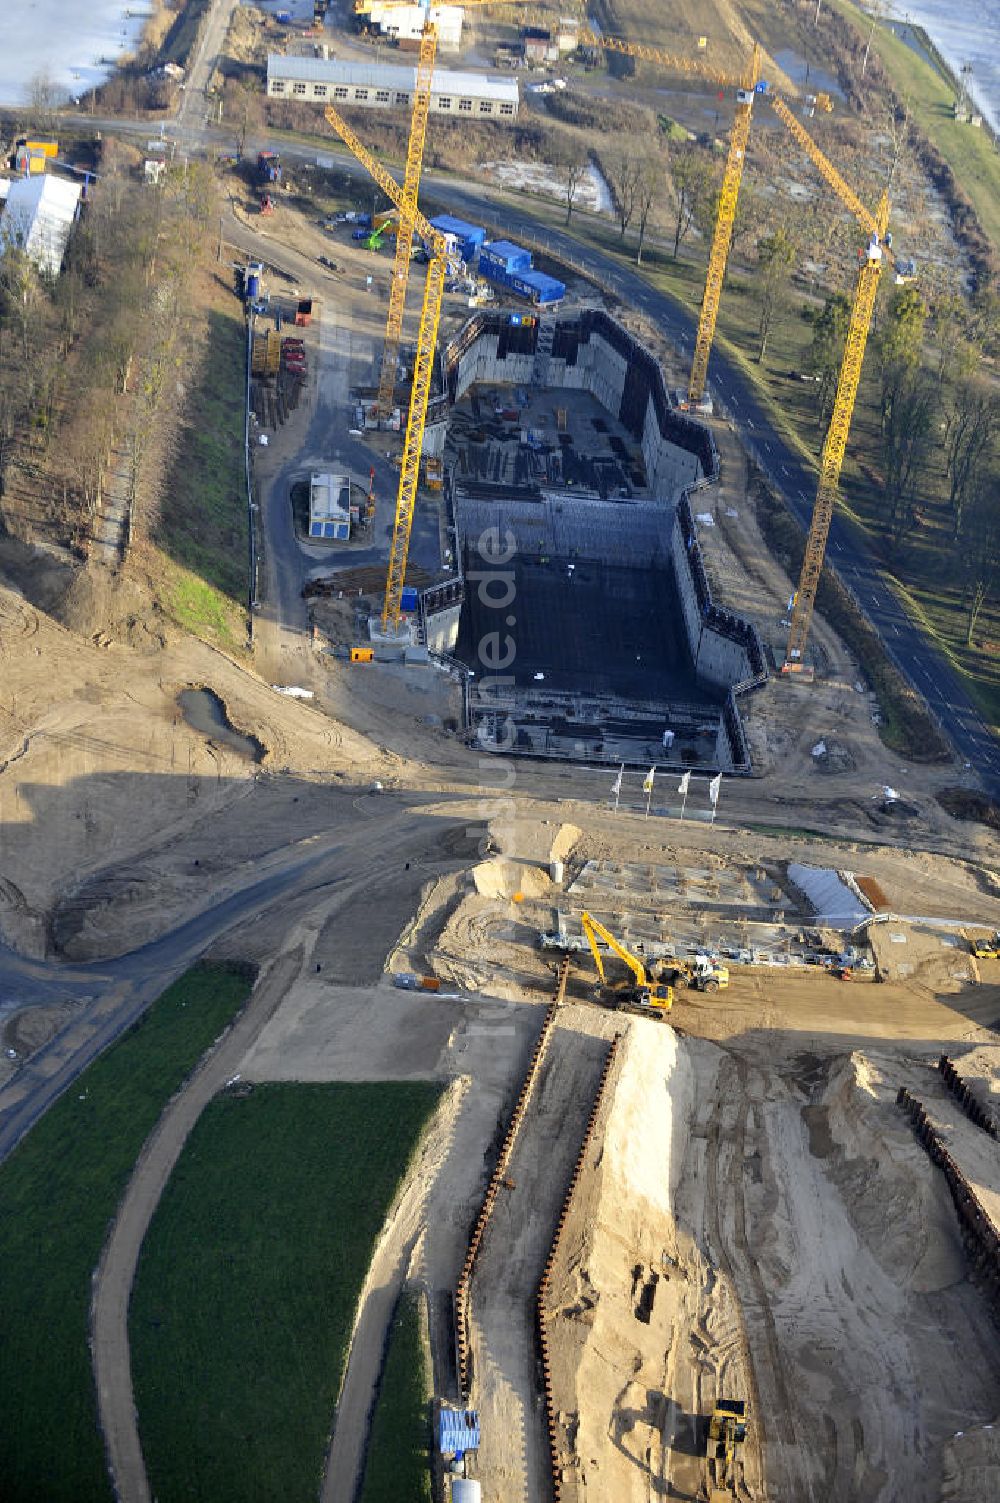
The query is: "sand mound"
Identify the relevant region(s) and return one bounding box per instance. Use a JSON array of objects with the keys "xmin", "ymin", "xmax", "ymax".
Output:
[
  {"xmin": 817, "ymin": 1051, "xmax": 965, "ymax": 1291},
  {"xmin": 471, "ymin": 859, "xmax": 553, "ymax": 900},
  {"xmin": 549, "ymin": 822, "xmax": 581, "ymax": 866},
  {"xmin": 545, "ymin": 1026, "xmax": 727, "ymax": 1501}
]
